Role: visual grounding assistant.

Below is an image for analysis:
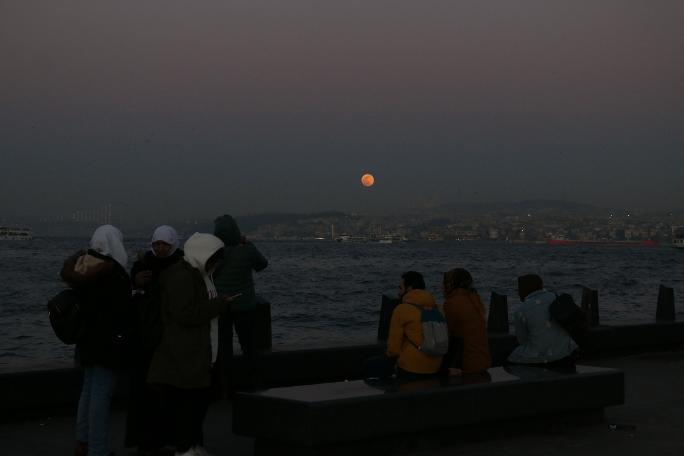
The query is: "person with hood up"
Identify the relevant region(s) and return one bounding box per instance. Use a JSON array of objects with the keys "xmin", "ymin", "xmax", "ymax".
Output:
[
  {"xmin": 125, "ymin": 225, "xmax": 184, "ymax": 456},
  {"xmin": 147, "ymin": 232, "xmax": 234, "ymax": 456},
  {"xmin": 386, "ymin": 271, "xmax": 444, "ymax": 380},
  {"xmin": 60, "ymin": 225, "xmax": 132, "ymax": 456},
  {"xmin": 442, "ymin": 268, "xmax": 491, "ymax": 375},
  {"xmin": 212, "ymin": 214, "xmax": 268, "ymax": 392}
]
